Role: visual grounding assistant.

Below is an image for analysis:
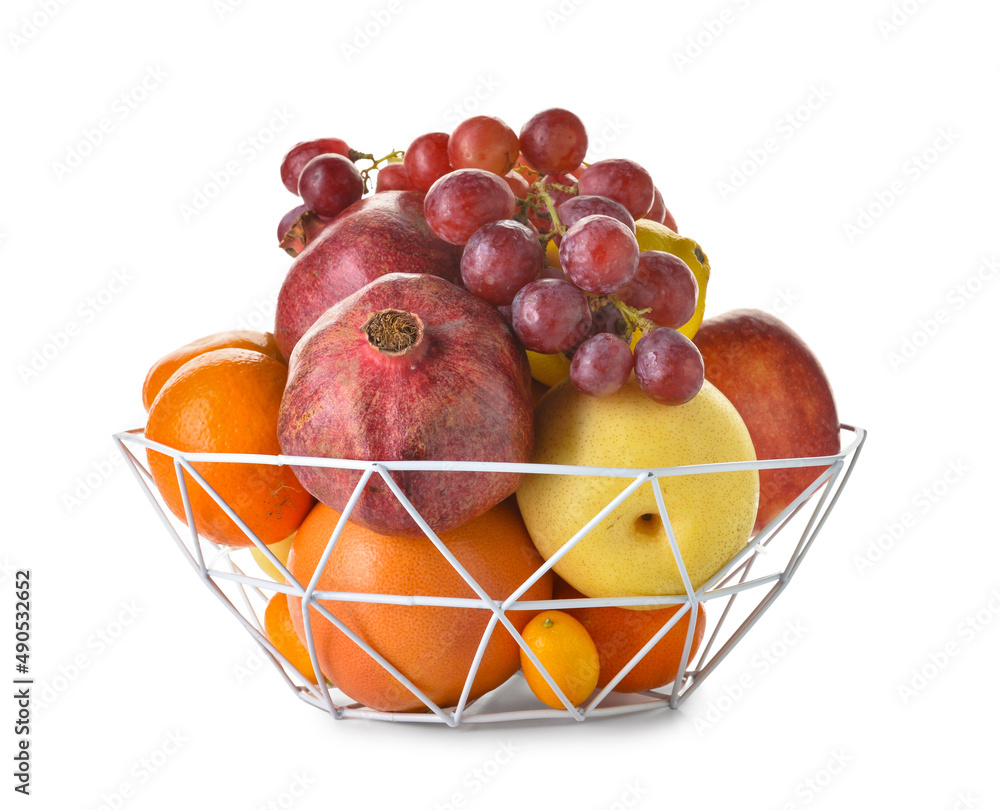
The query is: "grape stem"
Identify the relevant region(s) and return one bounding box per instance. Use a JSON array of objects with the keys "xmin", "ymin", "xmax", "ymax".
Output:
[
  {"xmin": 588, "ymin": 294, "xmax": 656, "ymax": 340},
  {"xmin": 534, "ymin": 185, "xmax": 564, "ymax": 234},
  {"xmin": 352, "ymin": 149, "xmax": 405, "ymax": 192}
]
